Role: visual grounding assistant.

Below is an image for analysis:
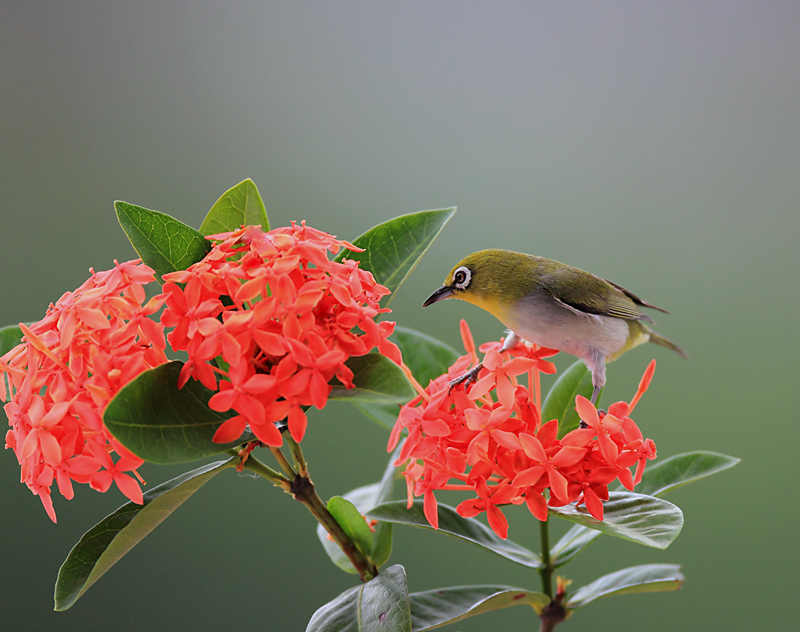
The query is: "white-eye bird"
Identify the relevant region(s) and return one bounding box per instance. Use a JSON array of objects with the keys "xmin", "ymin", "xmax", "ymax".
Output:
[{"xmin": 423, "ymin": 249, "xmax": 686, "ymax": 403}]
